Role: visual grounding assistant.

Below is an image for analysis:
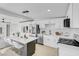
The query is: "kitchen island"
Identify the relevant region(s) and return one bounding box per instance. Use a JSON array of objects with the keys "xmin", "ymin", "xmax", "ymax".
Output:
[{"xmin": 5, "ymin": 36, "xmax": 38, "ymax": 56}]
